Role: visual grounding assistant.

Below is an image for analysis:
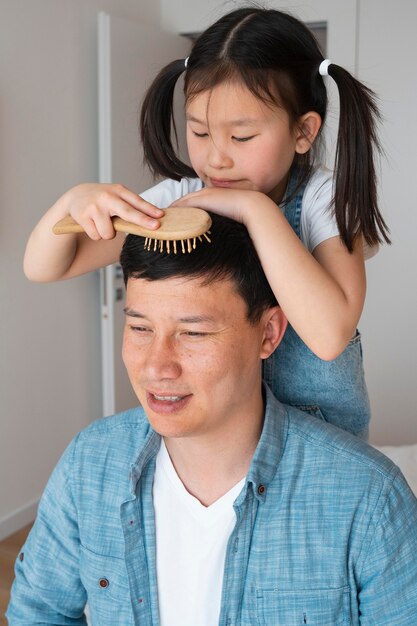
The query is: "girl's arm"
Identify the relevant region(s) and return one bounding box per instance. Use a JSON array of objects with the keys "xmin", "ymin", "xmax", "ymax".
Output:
[
  {"xmin": 247, "ymin": 199, "xmax": 366, "ymax": 360},
  {"xmin": 24, "ymin": 183, "xmax": 164, "ymax": 282},
  {"xmin": 172, "ymin": 188, "xmax": 366, "ymax": 361}
]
